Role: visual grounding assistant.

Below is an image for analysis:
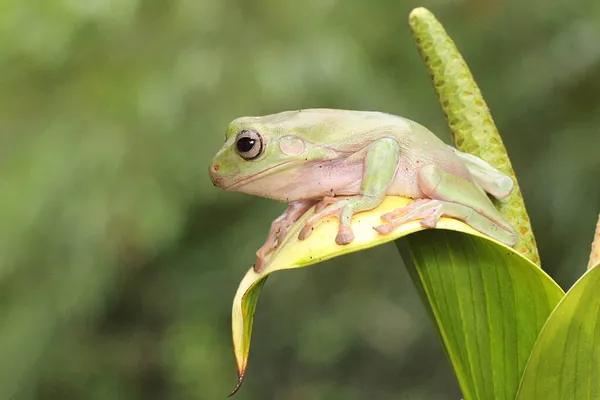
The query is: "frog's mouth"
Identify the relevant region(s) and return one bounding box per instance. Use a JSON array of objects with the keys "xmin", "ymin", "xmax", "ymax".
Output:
[{"xmin": 224, "ymin": 161, "xmax": 295, "ymax": 190}]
